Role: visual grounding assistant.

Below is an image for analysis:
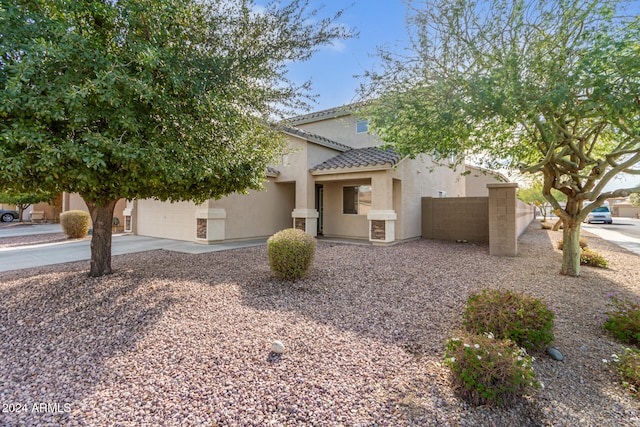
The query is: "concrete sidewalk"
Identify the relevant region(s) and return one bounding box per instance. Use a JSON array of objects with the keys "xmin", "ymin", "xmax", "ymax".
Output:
[
  {"xmin": 582, "ymin": 223, "xmax": 640, "ymax": 256},
  {"xmin": 0, "ymin": 223, "xmax": 63, "ymax": 238},
  {"xmin": 0, "ymin": 234, "xmax": 266, "ymax": 273}
]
